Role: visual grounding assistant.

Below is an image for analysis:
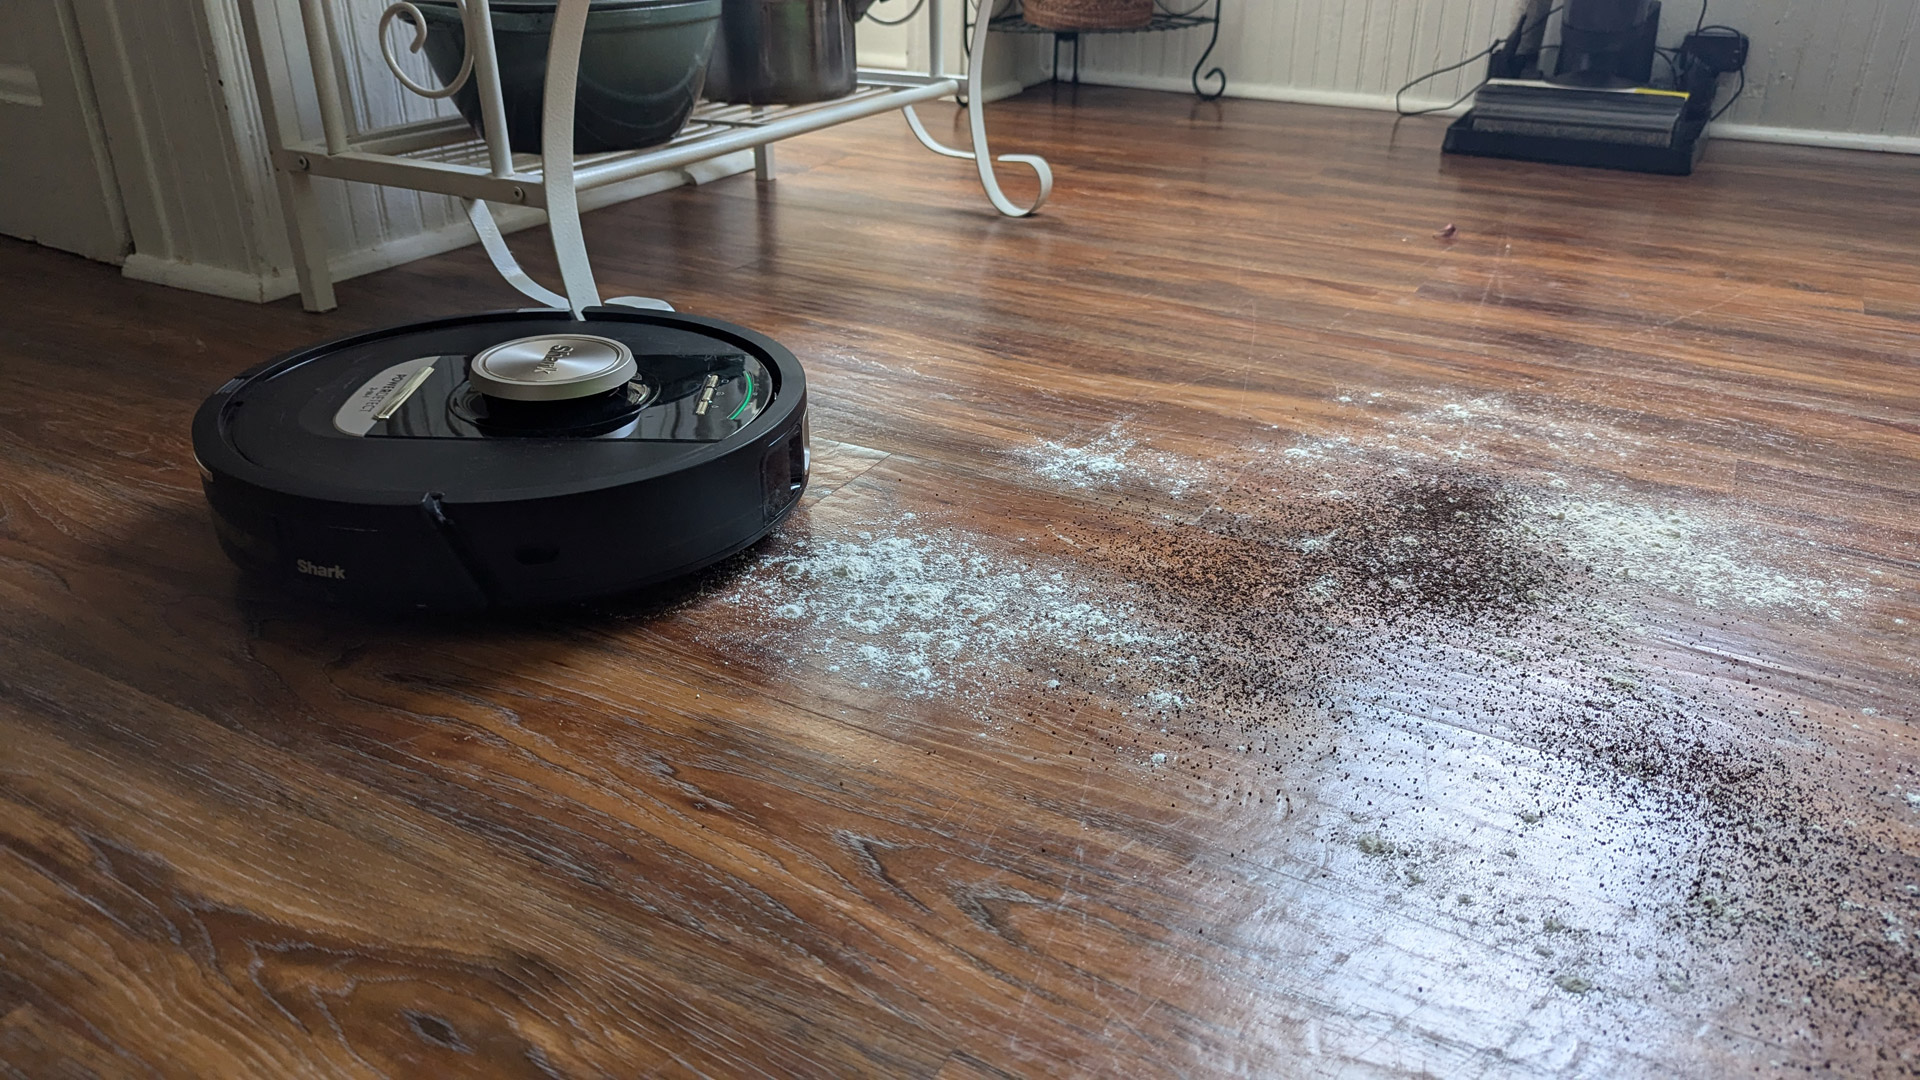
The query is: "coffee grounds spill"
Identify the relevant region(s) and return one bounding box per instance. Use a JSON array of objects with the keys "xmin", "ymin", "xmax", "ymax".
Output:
[
  {"xmin": 701, "ymin": 397, "xmax": 1913, "ymax": 1072},
  {"xmin": 1035, "ymin": 454, "xmax": 1912, "ymax": 1071}
]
